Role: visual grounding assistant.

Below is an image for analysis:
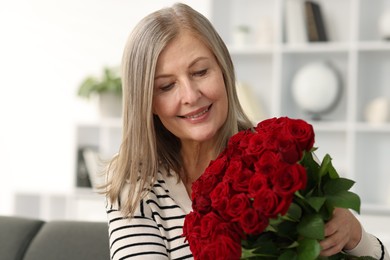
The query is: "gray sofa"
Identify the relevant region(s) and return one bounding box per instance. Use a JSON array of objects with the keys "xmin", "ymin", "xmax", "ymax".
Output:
[{"xmin": 0, "ymin": 215, "xmax": 110, "ymax": 260}]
